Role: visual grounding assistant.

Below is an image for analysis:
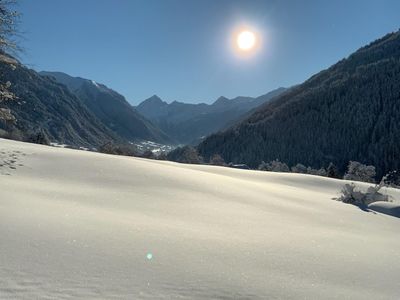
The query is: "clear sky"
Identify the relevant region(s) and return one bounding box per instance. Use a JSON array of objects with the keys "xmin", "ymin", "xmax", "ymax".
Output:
[{"xmin": 18, "ymin": 0, "xmax": 400, "ymax": 104}]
